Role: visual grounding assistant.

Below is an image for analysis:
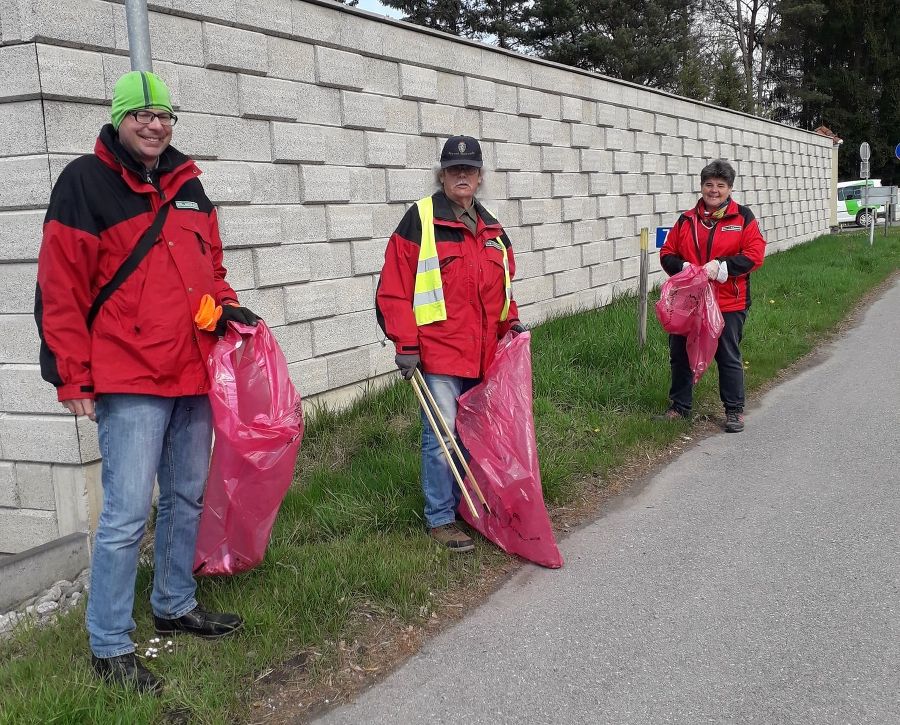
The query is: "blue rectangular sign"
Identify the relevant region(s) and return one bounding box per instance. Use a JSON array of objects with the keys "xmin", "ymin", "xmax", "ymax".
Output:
[{"xmin": 656, "ymin": 227, "xmax": 671, "ymax": 248}]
